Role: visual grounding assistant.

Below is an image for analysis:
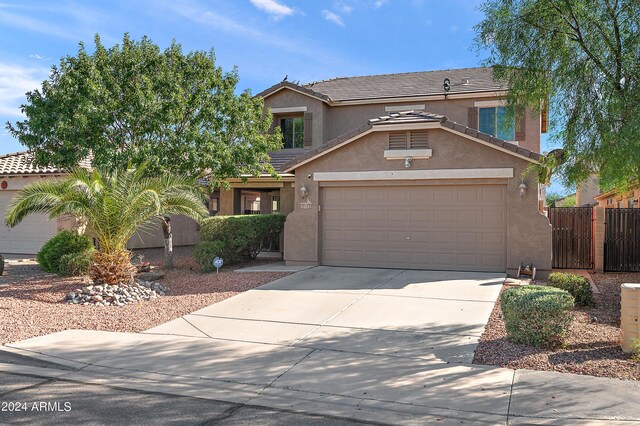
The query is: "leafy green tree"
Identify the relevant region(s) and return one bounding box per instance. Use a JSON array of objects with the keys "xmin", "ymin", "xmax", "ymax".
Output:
[
  {"xmin": 546, "ymin": 192, "xmax": 563, "ymax": 208},
  {"xmin": 475, "ymin": 0, "xmax": 640, "ymax": 191},
  {"xmin": 6, "ymin": 34, "xmax": 282, "ymax": 267},
  {"xmin": 4, "ymin": 165, "xmax": 209, "ymax": 283}
]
